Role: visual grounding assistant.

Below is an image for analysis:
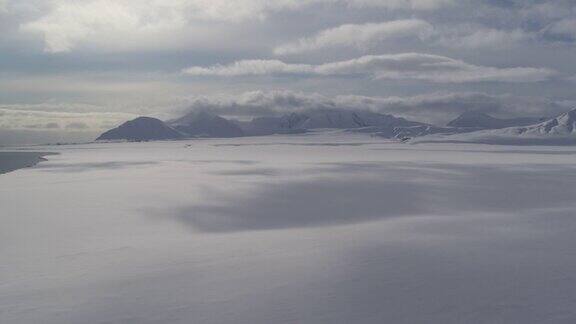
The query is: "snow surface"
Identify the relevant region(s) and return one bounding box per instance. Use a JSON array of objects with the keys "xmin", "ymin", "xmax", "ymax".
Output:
[{"xmin": 2, "ymin": 133, "xmax": 576, "ymax": 323}]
